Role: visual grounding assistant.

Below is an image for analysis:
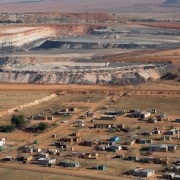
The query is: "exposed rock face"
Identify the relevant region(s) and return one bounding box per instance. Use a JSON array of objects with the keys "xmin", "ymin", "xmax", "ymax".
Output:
[
  {"xmin": 0, "ymin": 65, "xmax": 167, "ymax": 85},
  {"xmin": 0, "ymin": 12, "xmax": 117, "ymax": 24},
  {"xmin": 0, "ymin": 24, "xmax": 101, "ymax": 52},
  {"xmin": 162, "ymin": 0, "xmax": 180, "ymax": 4},
  {"xmin": 37, "ymin": 40, "xmax": 159, "ymax": 50}
]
